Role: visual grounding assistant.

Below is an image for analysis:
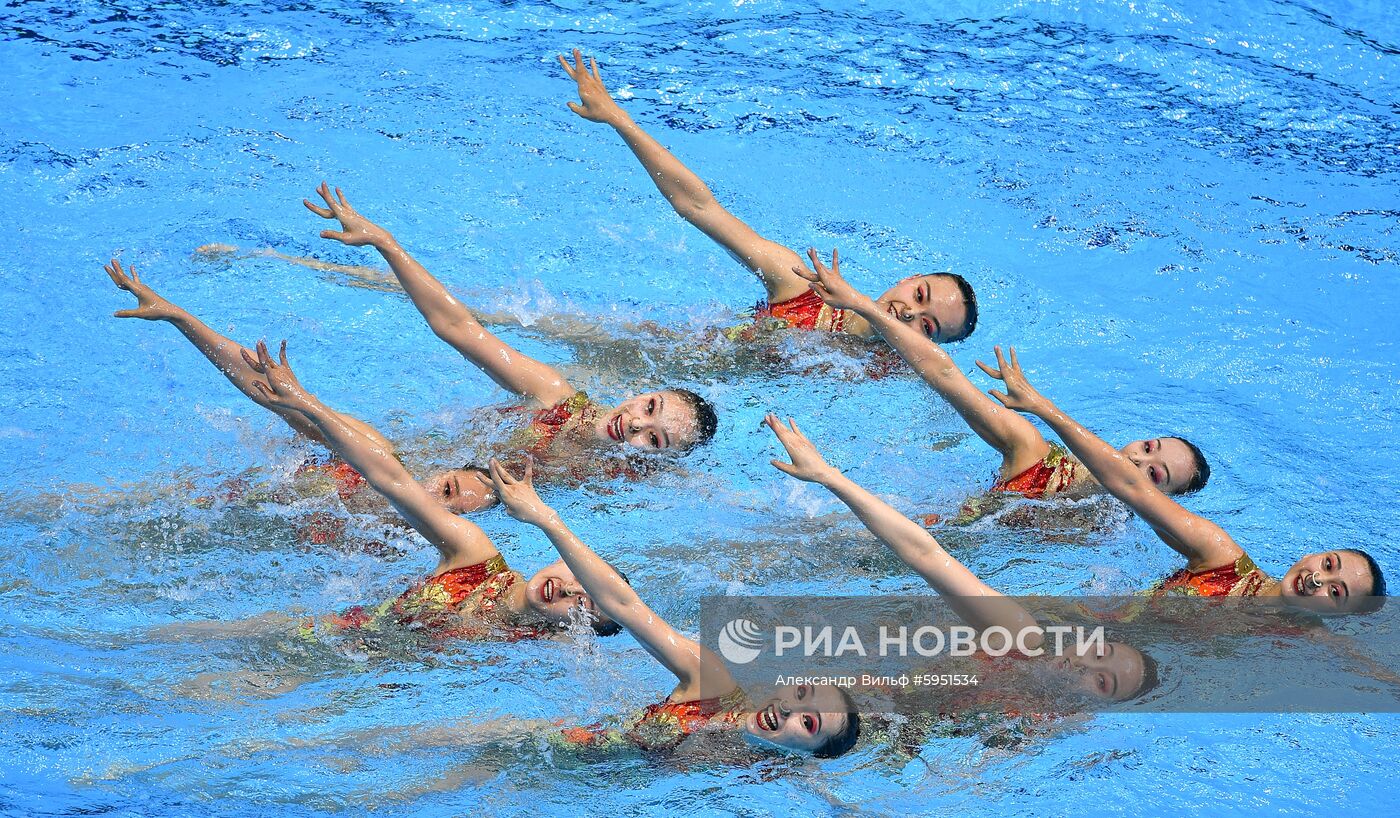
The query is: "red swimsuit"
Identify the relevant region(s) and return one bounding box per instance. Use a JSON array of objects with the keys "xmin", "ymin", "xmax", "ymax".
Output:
[
  {"xmin": 754, "ymin": 289, "xmax": 850, "ymax": 333},
  {"xmin": 951, "ymin": 444, "xmax": 1090, "ymax": 524},
  {"xmin": 314, "ymin": 555, "xmax": 546, "ymax": 641},
  {"xmin": 1153, "ymin": 553, "xmax": 1270, "ymax": 598},
  {"xmin": 558, "ymin": 687, "xmax": 749, "ymax": 753}
]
